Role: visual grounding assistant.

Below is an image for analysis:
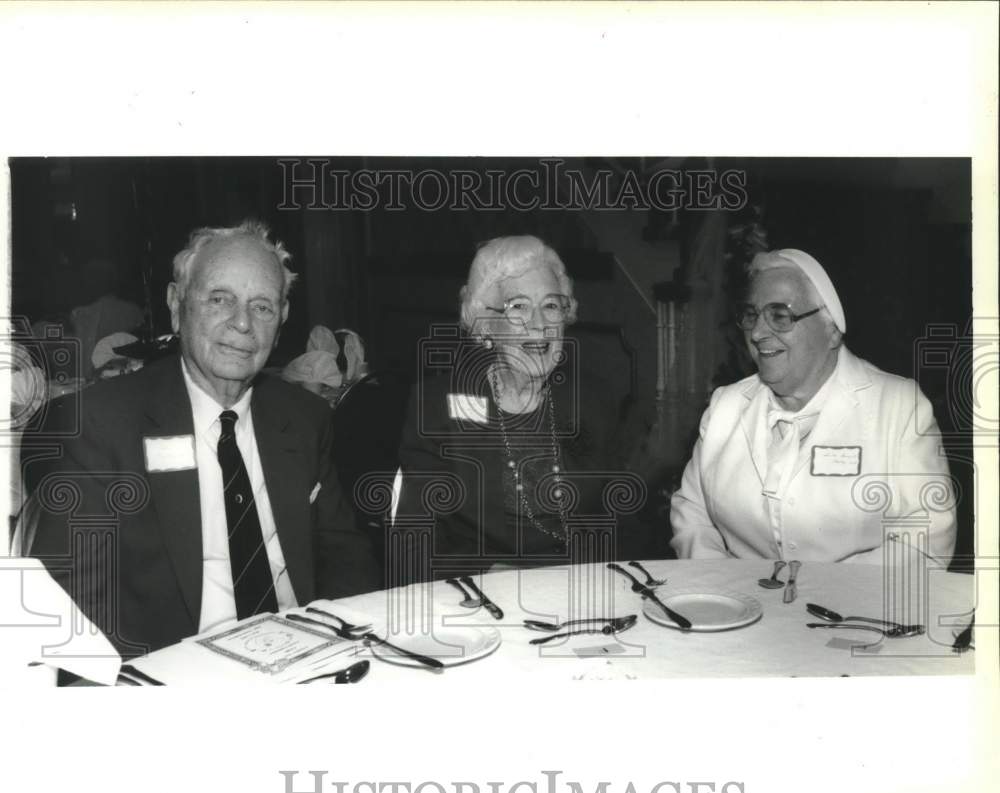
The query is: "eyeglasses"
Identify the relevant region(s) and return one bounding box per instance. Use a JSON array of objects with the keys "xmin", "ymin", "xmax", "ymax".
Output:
[
  {"xmin": 736, "ymin": 302, "xmax": 823, "ymax": 333},
  {"xmin": 484, "ymin": 294, "xmax": 570, "ymax": 326}
]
